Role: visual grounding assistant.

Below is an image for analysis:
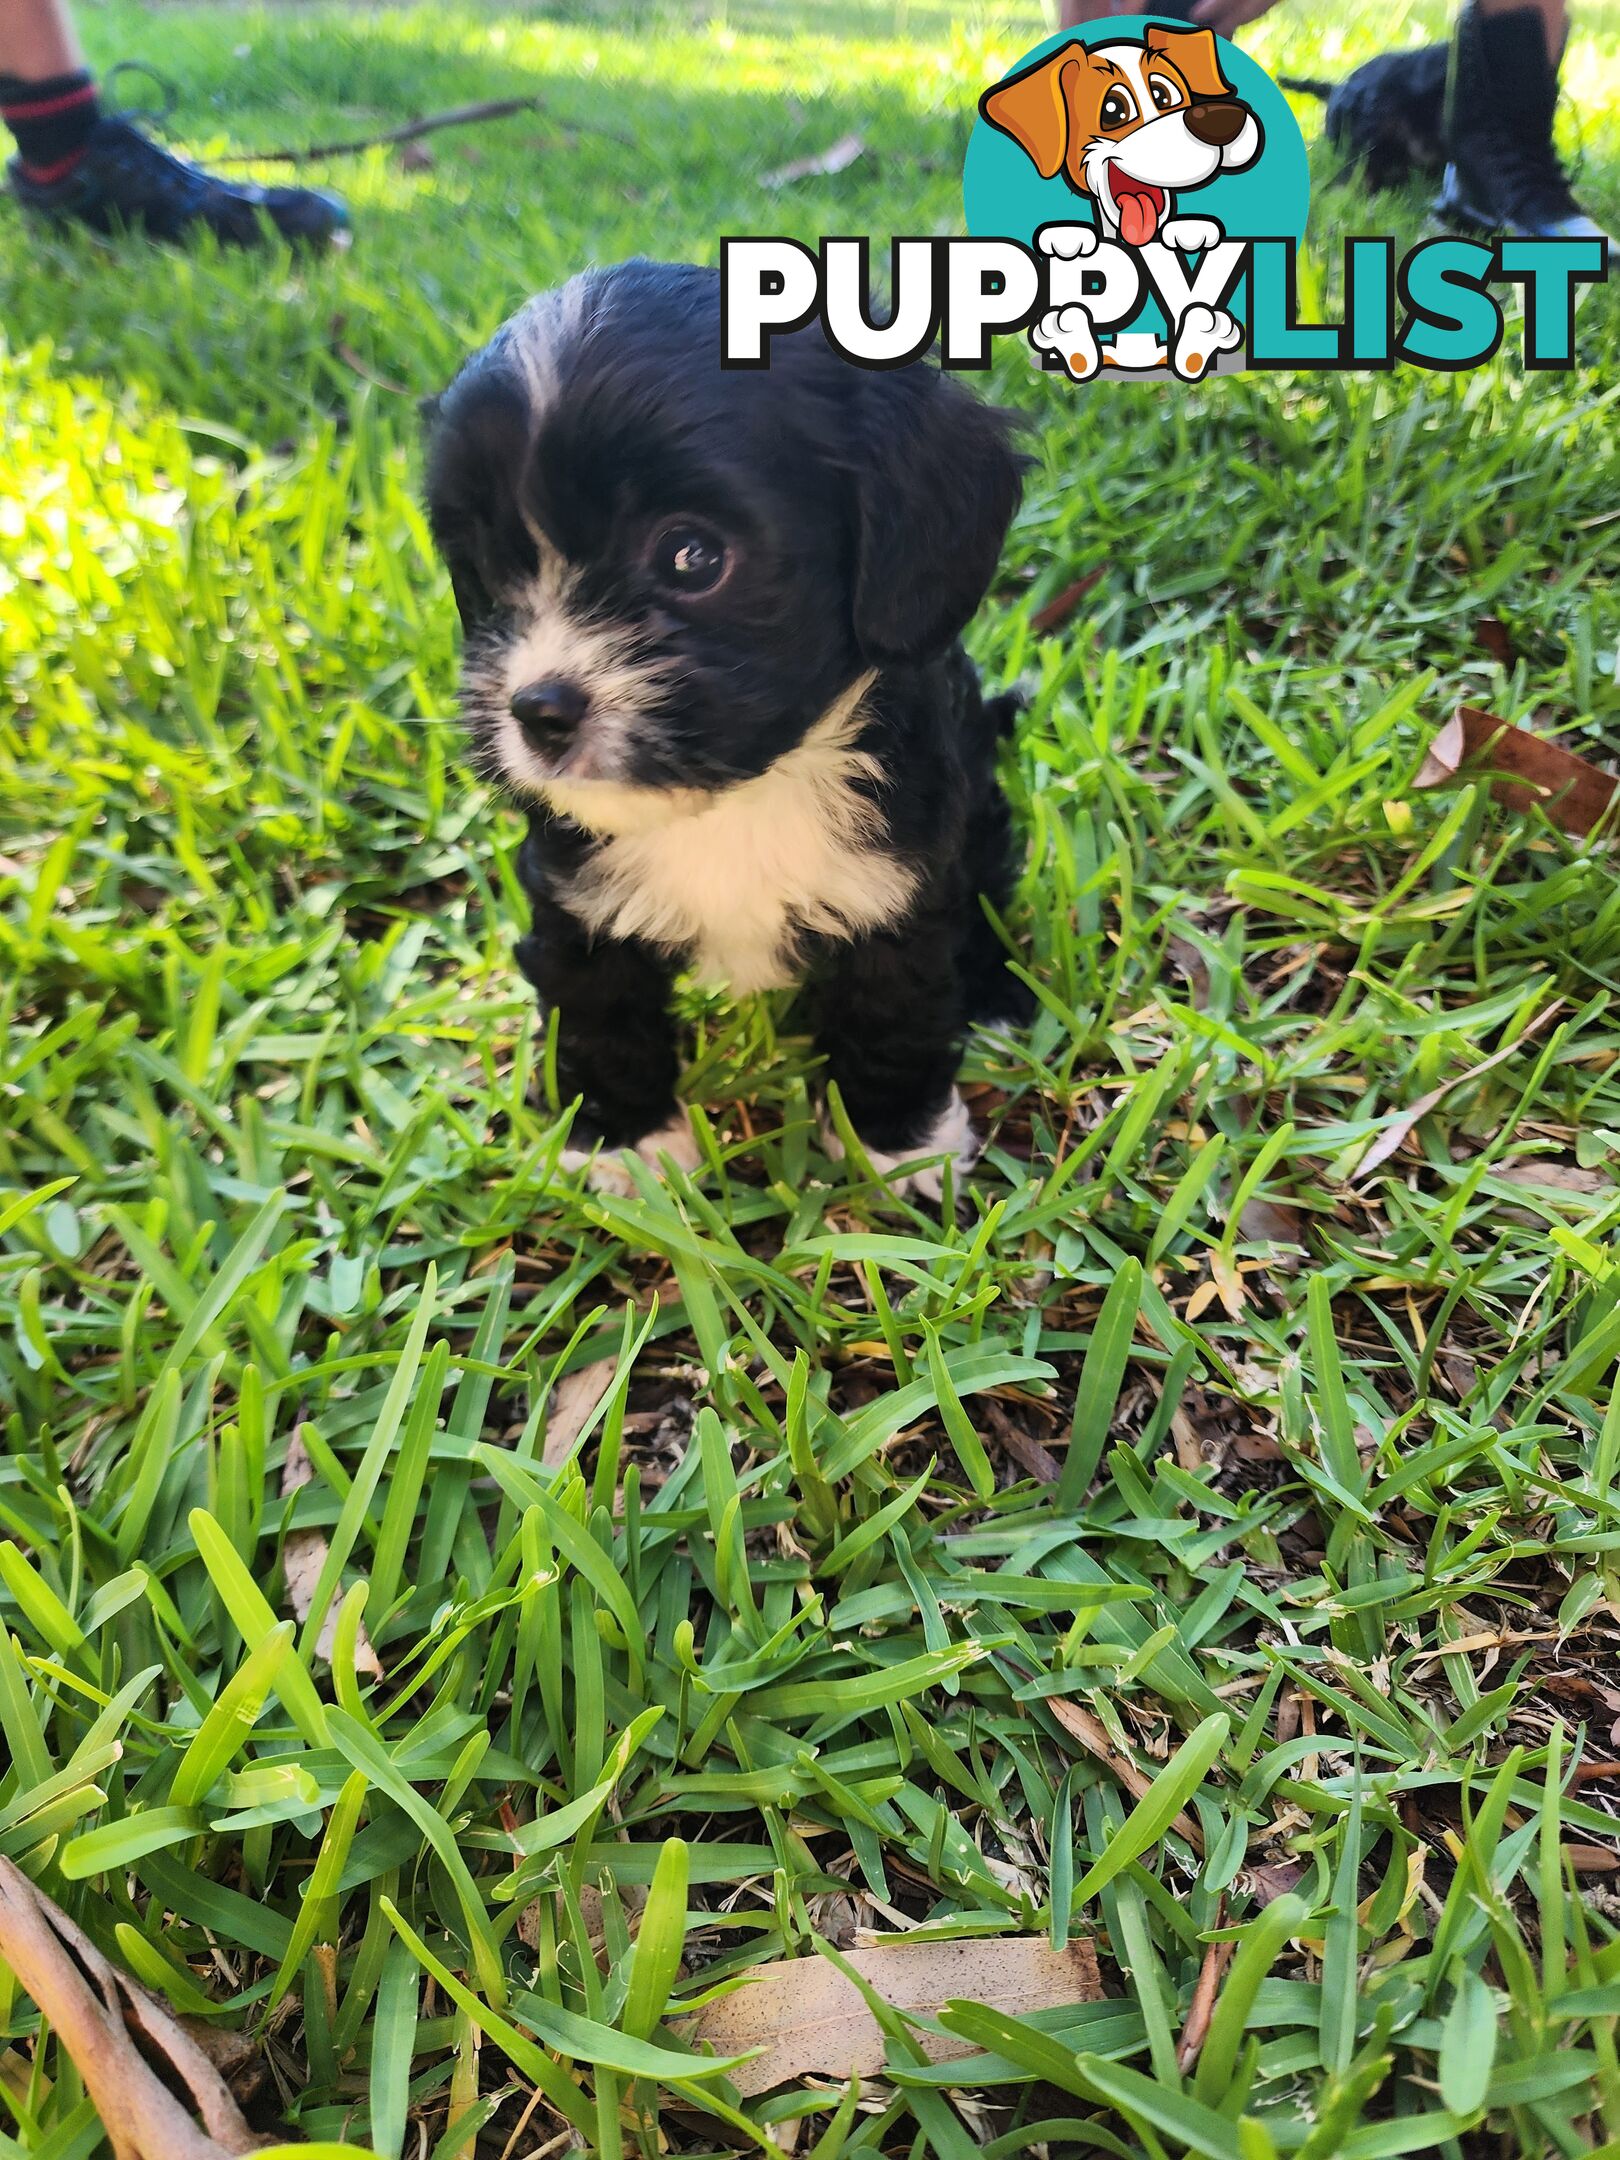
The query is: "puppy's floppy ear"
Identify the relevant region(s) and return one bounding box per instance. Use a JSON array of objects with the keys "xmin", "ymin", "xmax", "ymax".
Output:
[
  {"xmin": 850, "ymin": 369, "xmax": 1024, "ymax": 668},
  {"xmin": 1144, "ymin": 23, "xmax": 1234, "ymax": 100},
  {"xmin": 423, "ymin": 362, "xmax": 539, "ymax": 631},
  {"xmin": 979, "ymin": 45, "xmax": 1078, "ymax": 180}
]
